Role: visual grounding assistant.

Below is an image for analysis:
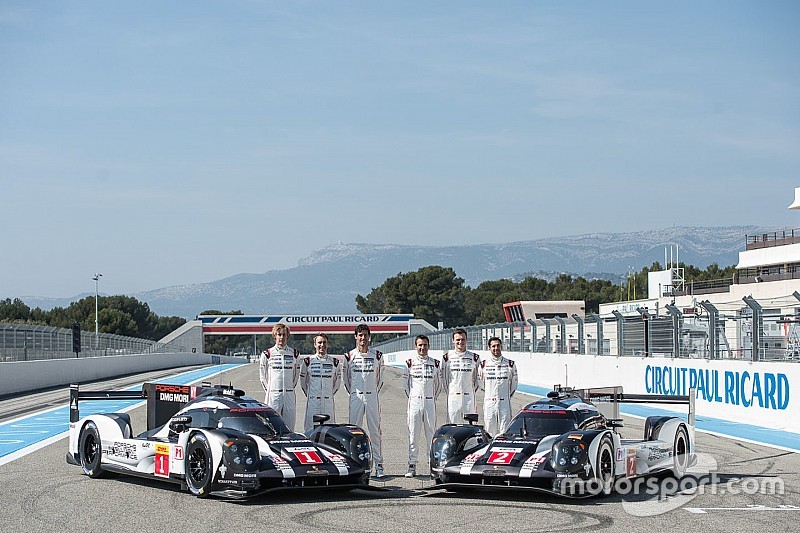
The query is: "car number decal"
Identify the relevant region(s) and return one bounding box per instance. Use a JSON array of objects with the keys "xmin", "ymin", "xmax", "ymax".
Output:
[
  {"xmin": 154, "ymin": 443, "xmax": 170, "ymax": 478},
  {"xmin": 626, "ymin": 448, "xmax": 637, "ymax": 477},
  {"xmin": 286, "ymin": 446, "xmax": 323, "ymax": 464},
  {"xmin": 487, "ymin": 447, "xmax": 520, "ymax": 465}
]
